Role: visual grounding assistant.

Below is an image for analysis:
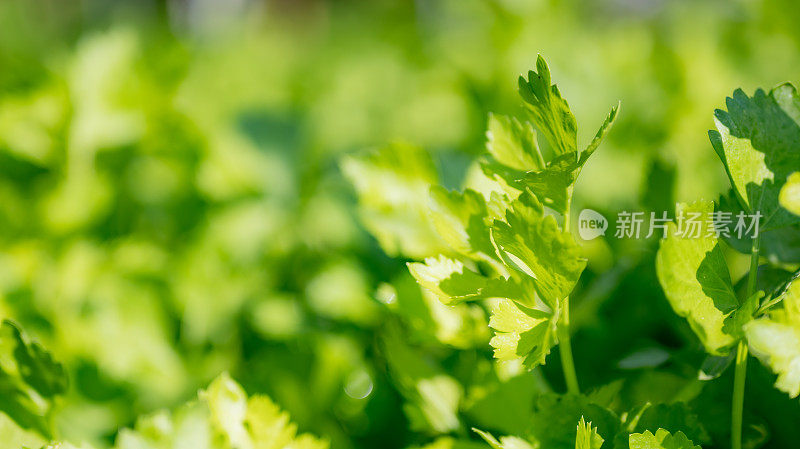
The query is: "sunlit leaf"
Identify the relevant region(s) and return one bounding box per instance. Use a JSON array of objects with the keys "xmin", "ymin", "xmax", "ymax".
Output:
[
  {"xmin": 489, "ymin": 297, "xmax": 557, "ymax": 370},
  {"xmin": 518, "ymin": 56, "xmax": 577, "ymax": 157},
  {"xmin": 746, "ymin": 277, "xmax": 800, "ymax": 398},
  {"xmin": 575, "ymin": 417, "xmax": 604, "ymax": 449},
  {"xmin": 428, "ymin": 186, "xmax": 495, "ymax": 259},
  {"xmin": 491, "ymin": 192, "xmax": 586, "ymax": 305},
  {"xmin": 628, "ymin": 429, "xmax": 701, "ymax": 449},
  {"xmin": 407, "ymin": 256, "xmax": 488, "ymax": 305},
  {"xmin": 779, "ymin": 172, "xmax": 800, "ymax": 216},
  {"xmin": 709, "ymin": 84, "xmax": 800, "ymax": 230},
  {"xmin": 485, "ymin": 113, "xmax": 544, "ymax": 171},
  {"xmin": 656, "ymin": 201, "xmax": 739, "ymax": 354}
]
